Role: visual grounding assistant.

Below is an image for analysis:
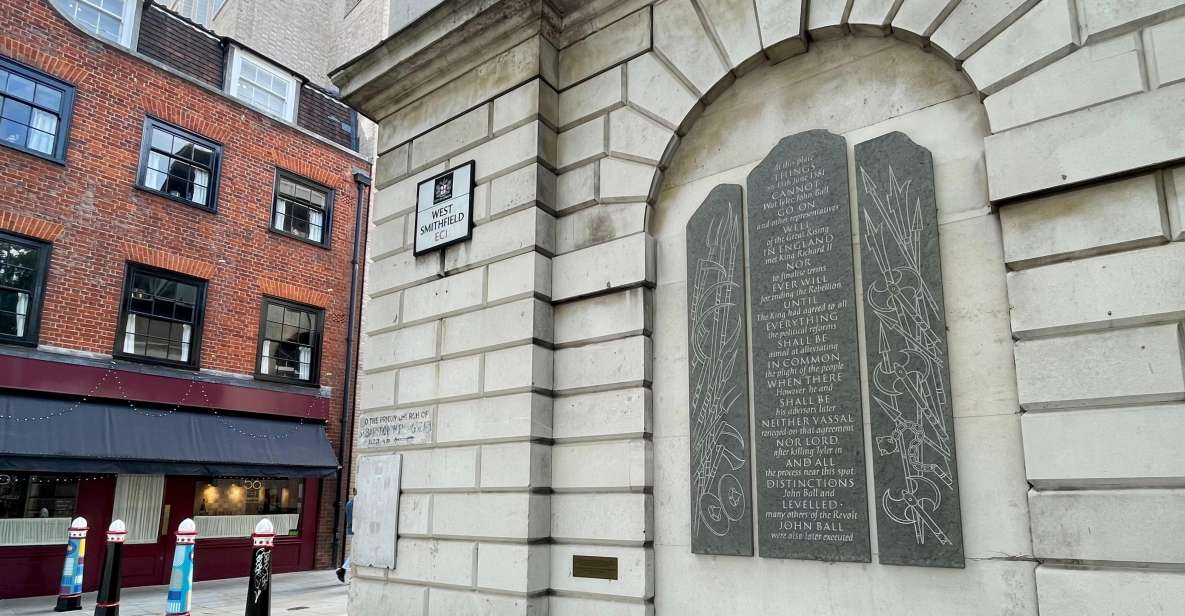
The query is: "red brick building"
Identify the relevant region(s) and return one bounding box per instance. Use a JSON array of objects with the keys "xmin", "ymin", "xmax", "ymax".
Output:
[{"xmin": 0, "ymin": 0, "xmax": 369, "ymax": 599}]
